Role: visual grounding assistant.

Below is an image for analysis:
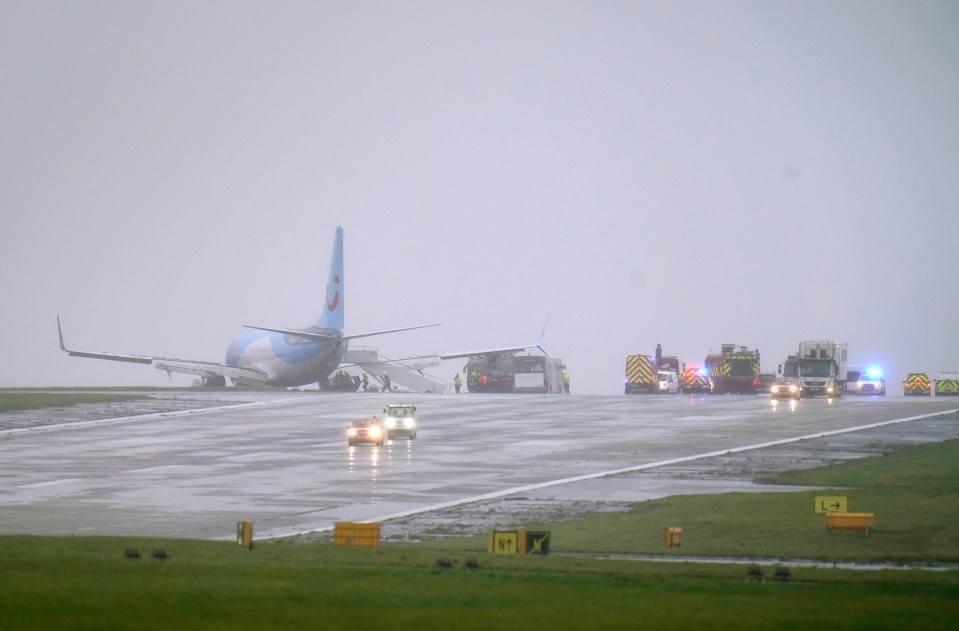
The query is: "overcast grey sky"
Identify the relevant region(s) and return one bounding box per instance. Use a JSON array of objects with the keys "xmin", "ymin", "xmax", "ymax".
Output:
[{"xmin": 2, "ymin": 1, "xmax": 957, "ymax": 395}]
